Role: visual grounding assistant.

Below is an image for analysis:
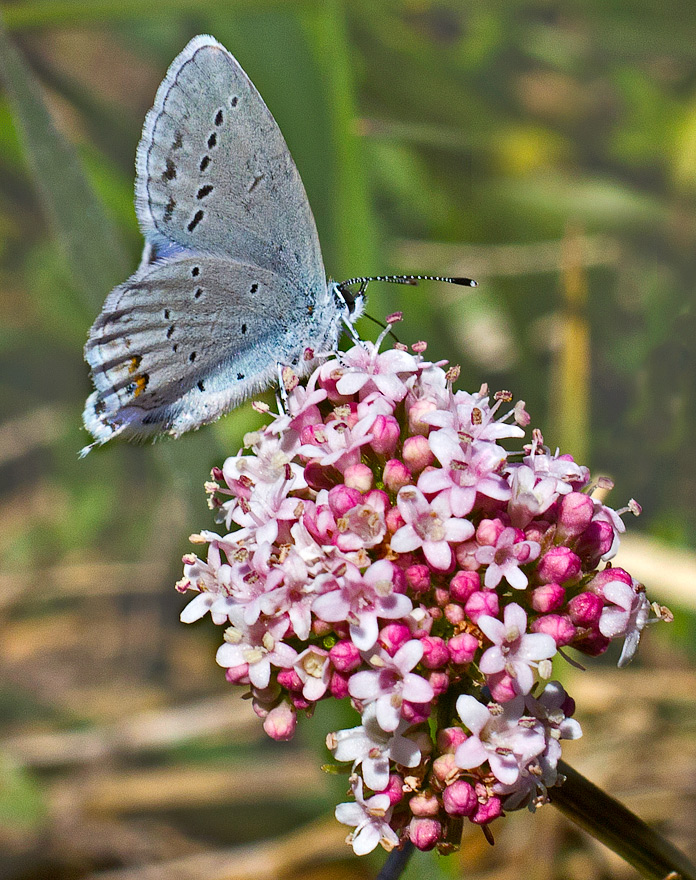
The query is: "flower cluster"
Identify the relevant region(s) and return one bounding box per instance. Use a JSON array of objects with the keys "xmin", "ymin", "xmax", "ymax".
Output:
[{"xmin": 177, "ymin": 321, "xmax": 665, "ymax": 855}]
